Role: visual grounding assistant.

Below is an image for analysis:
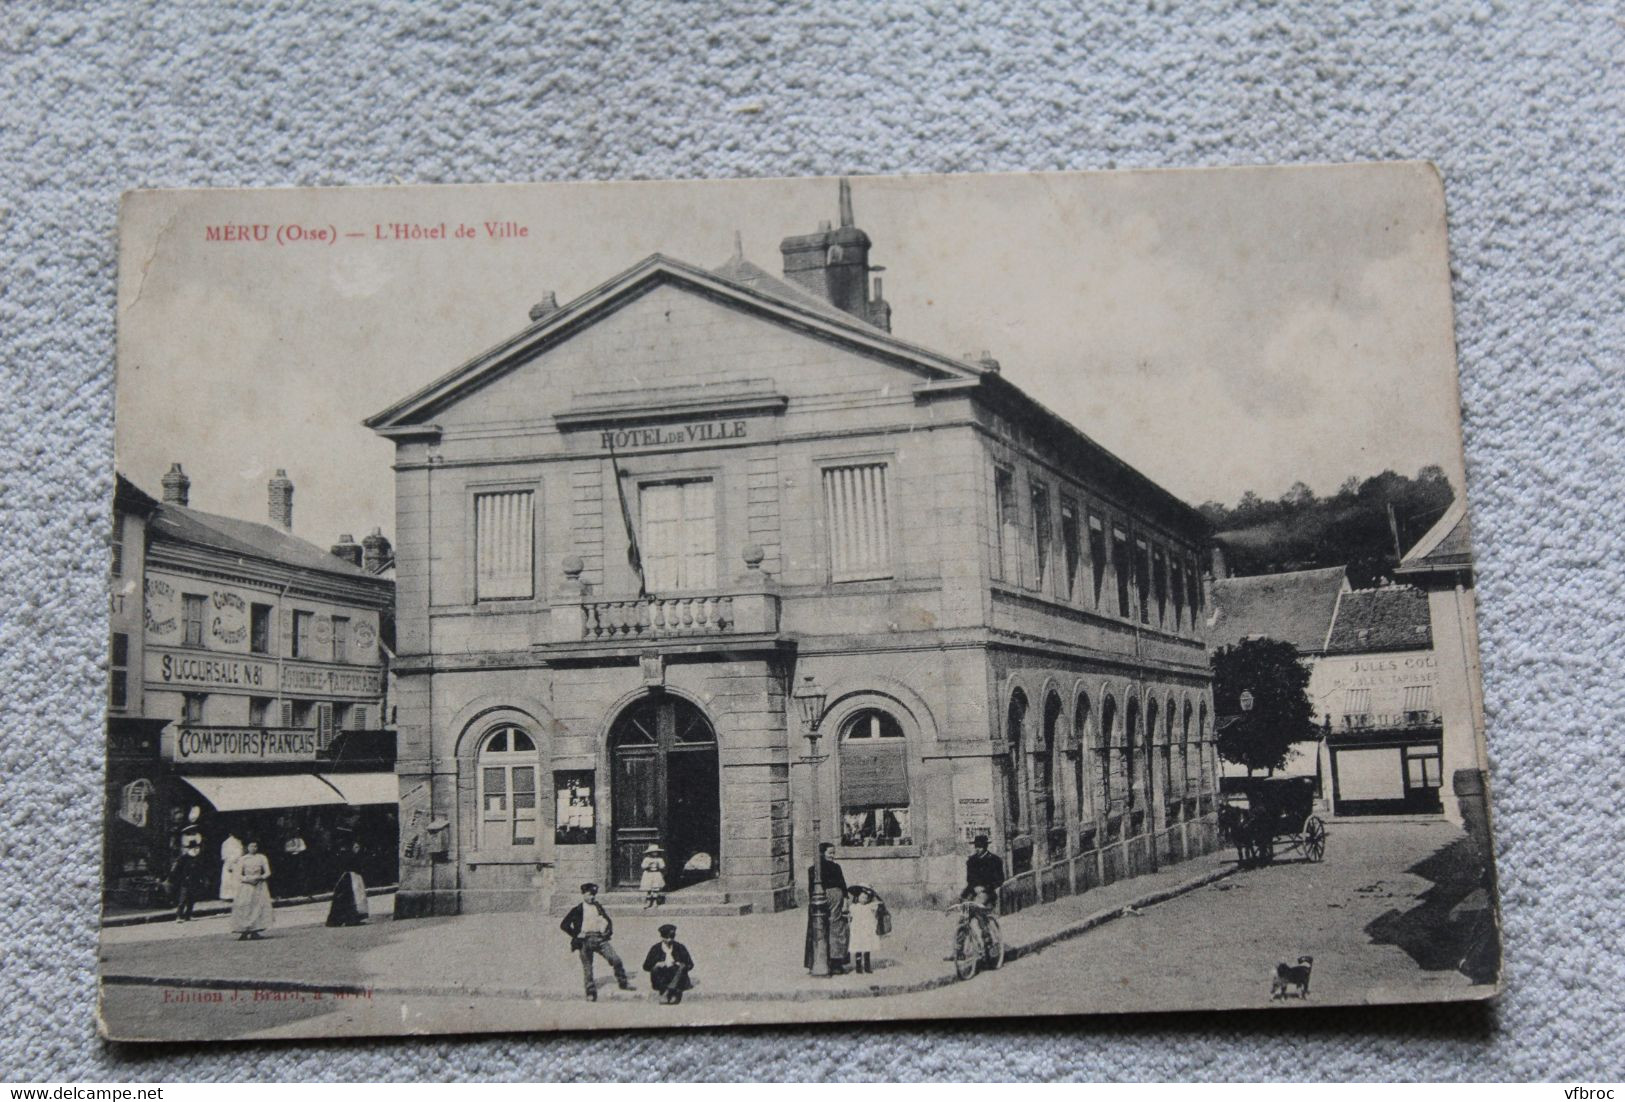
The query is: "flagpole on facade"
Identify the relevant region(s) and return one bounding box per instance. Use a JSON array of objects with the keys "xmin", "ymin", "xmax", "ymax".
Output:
[{"xmin": 606, "ymin": 435, "xmax": 648, "ymax": 601}]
